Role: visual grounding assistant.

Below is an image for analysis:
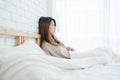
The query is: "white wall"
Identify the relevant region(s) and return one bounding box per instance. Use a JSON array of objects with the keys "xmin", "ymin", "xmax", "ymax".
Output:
[{"xmin": 0, "ymin": 0, "xmax": 49, "ymax": 47}]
